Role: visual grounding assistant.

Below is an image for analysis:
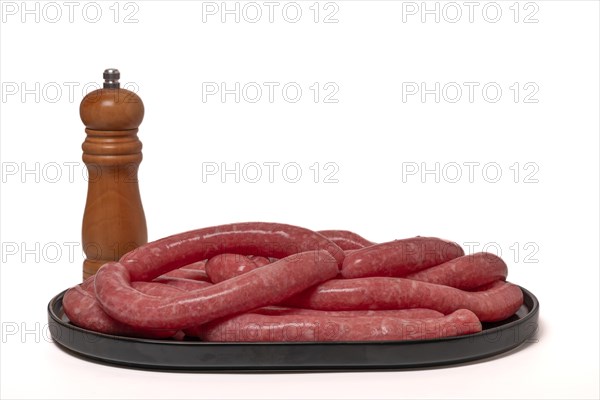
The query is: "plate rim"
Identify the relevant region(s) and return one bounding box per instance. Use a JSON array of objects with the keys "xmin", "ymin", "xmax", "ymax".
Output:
[{"xmin": 47, "ymin": 285, "xmax": 539, "ymax": 369}]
